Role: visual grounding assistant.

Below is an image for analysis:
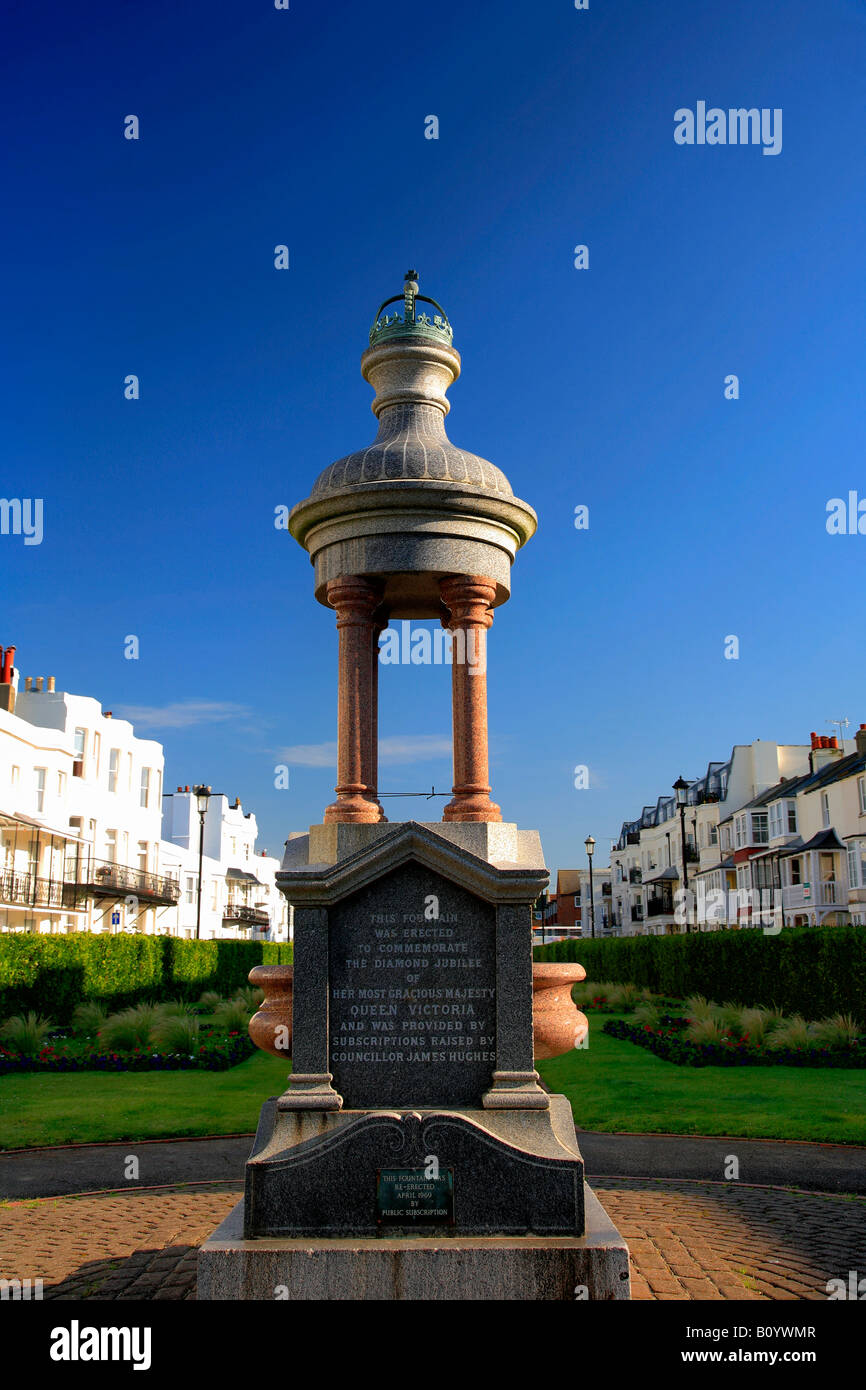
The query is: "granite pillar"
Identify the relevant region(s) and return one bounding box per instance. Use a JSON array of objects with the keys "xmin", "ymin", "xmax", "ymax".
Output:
[
  {"xmin": 440, "ymin": 574, "xmax": 502, "ymax": 824},
  {"xmin": 324, "ymin": 575, "xmax": 383, "ymax": 825}
]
